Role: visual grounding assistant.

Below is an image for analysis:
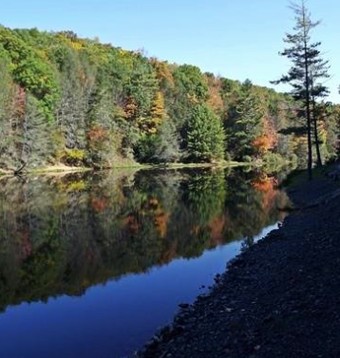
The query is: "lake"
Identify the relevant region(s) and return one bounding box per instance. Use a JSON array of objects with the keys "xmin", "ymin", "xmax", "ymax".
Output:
[{"xmin": 0, "ymin": 168, "xmax": 289, "ymax": 357}]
